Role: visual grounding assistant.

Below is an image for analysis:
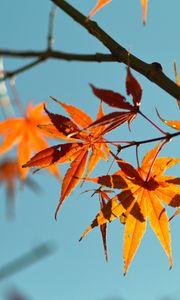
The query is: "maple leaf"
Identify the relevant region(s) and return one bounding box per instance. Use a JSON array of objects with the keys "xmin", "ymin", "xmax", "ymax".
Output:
[
  {"xmin": 80, "ymin": 143, "xmax": 180, "ymax": 274},
  {"xmin": 0, "ymin": 102, "xmax": 60, "ymax": 180},
  {"xmin": 88, "ymin": 0, "xmax": 111, "ymax": 19},
  {"xmin": 82, "ymin": 187, "xmax": 114, "ymax": 261},
  {"xmin": 88, "ymin": 67, "xmax": 142, "ymax": 134},
  {"xmin": 141, "ymin": 0, "xmax": 148, "ymax": 25},
  {"xmin": 23, "ymin": 99, "xmax": 110, "ymax": 218}
]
